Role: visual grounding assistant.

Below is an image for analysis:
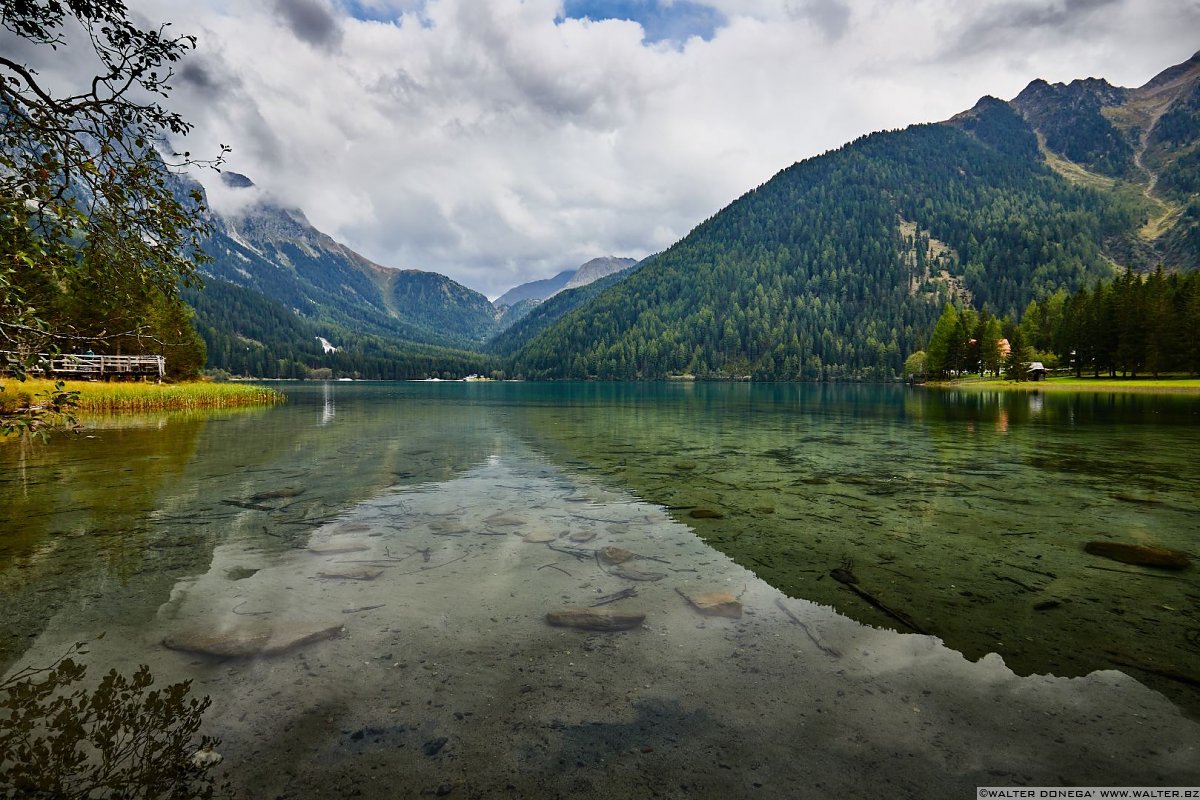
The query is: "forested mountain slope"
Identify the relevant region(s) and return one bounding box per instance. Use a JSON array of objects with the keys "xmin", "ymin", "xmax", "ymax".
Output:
[
  {"xmin": 489, "ymin": 262, "xmax": 644, "ymax": 357},
  {"xmin": 185, "ymin": 278, "xmax": 492, "ymax": 379},
  {"xmin": 198, "ymin": 183, "xmax": 503, "ymax": 349},
  {"xmin": 506, "ymin": 53, "xmax": 1200, "ymax": 380}
]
